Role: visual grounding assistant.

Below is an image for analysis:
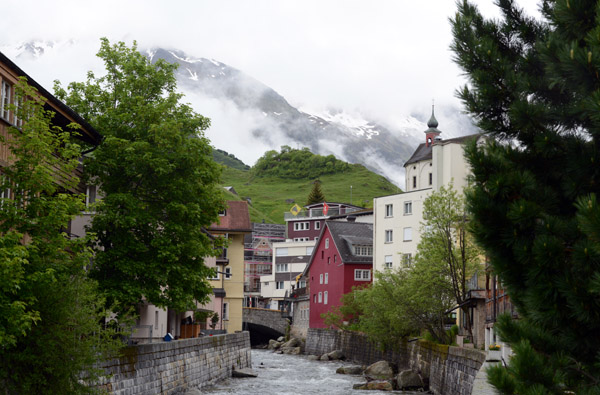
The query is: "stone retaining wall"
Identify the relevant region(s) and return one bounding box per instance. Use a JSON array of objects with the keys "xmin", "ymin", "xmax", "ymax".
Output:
[
  {"xmin": 306, "ymin": 329, "xmax": 486, "ymax": 395},
  {"xmin": 97, "ymin": 332, "xmax": 251, "ymax": 395}
]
